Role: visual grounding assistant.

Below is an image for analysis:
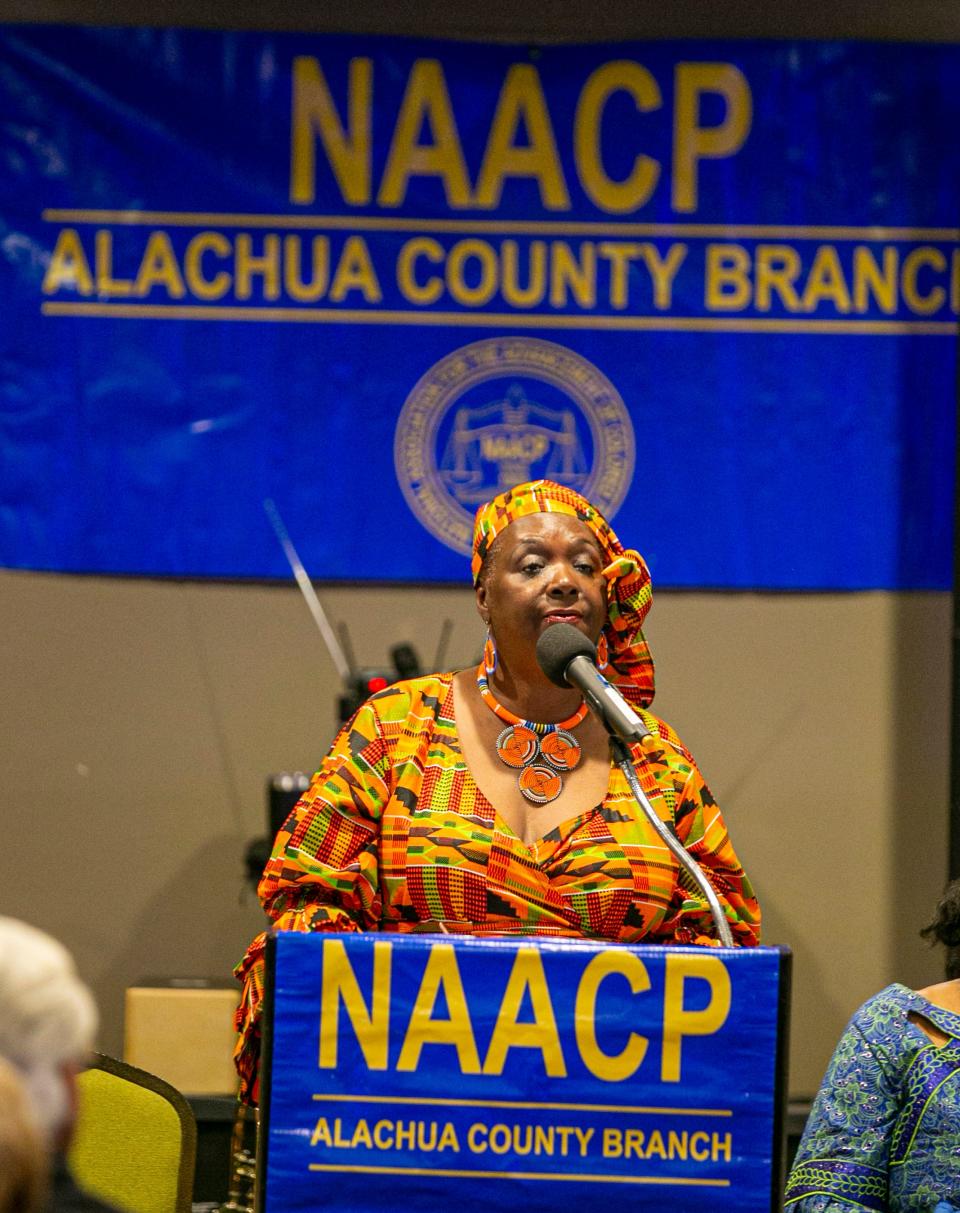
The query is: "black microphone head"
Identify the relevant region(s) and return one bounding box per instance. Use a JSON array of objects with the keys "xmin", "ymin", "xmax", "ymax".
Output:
[{"xmin": 536, "ymin": 623, "xmax": 597, "ymax": 688}]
